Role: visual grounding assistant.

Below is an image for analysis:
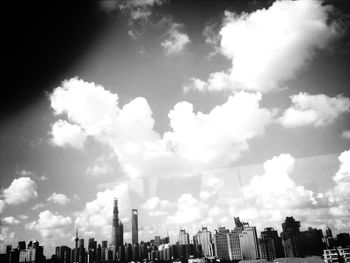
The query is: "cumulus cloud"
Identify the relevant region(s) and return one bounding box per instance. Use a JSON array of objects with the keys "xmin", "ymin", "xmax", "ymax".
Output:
[
  {"xmin": 243, "ymin": 153, "xmax": 319, "ymax": 209},
  {"xmin": 142, "ymin": 197, "xmax": 170, "ymax": 216},
  {"xmin": 325, "ymin": 150, "xmax": 350, "ymax": 230},
  {"xmin": 164, "ymin": 92, "xmax": 272, "ymax": 165},
  {"xmin": 32, "ymin": 203, "xmax": 45, "ymax": 211},
  {"xmin": 2, "ymin": 177, "xmax": 38, "ymax": 205},
  {"xmin": 75, "ymin": 183, "xmax": 130, "ymax": 237},
  {"xmin": 332, "ymin": 150, "xmax": 350, "ymax": 197},
  {"xmin": 166, "ymin": 193, "xmax": 201, "ymax": 225},
  {"xmin": 161, "ymin": 23, "xmax": 190, "ymax": 55},
  {"xmin": 86, "ymin": 163, "xmax": 113, "ymax": 177},
  {"xmin": 1, "ymin": 217, "xmax": 21, "ymax": 226},
  {"xmin": 47, "ymin": 193, "xmax": 71, "ymax": 205},
  {"xmin": 0, "ymin": 227, "xmax": 16, "ymax": 244},
  {"xmin": 50, "ymin": 120, "xmax": 87, "ymax": 148},
  {"xmin": 26, "ymin": 210, "xmax": 72, "ymax": 239},
  {"xmin": 185, "ymin": 0, "xmax": 339, "ymax": 93},
  {"xmin": 280, "ymin": 92, "xmax": 350, "ymax": 127},
  {"xmin": 49, "ymin": 78, "xmax": 273, "ymax": 179}
]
